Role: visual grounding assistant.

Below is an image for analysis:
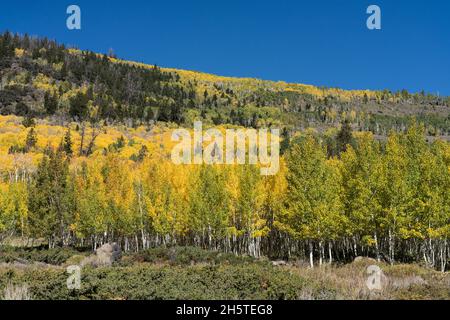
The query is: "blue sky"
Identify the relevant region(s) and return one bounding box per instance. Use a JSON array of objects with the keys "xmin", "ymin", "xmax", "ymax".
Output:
[{"xmin": 1, "ymin": 0, "xmax": 449, "ymax": 95}]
